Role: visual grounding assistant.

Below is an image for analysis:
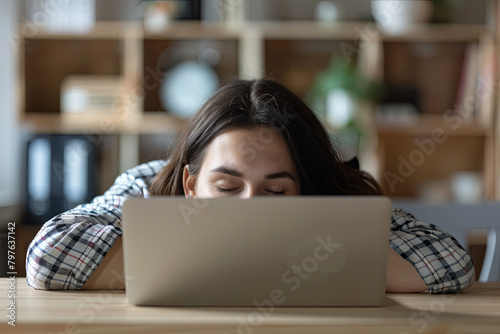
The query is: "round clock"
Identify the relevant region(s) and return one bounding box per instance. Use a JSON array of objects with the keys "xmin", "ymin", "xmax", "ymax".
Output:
[{"xmin": 160, "ymin": 60, "xmax": 219, "ymax": 118}]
